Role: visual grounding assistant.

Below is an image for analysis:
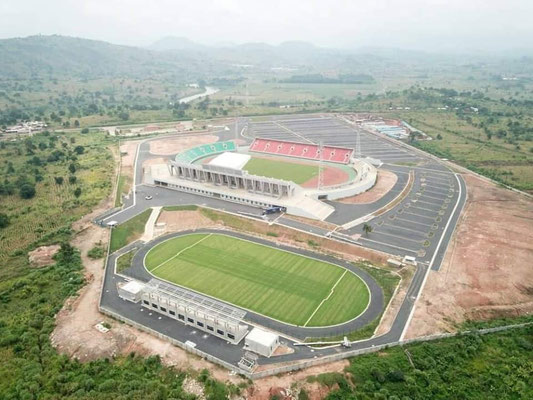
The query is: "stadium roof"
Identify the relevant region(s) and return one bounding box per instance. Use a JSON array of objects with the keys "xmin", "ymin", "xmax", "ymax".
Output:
[{"xmin": 208, "ymin": 152, "xmax": 250, "ymax": 170}]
